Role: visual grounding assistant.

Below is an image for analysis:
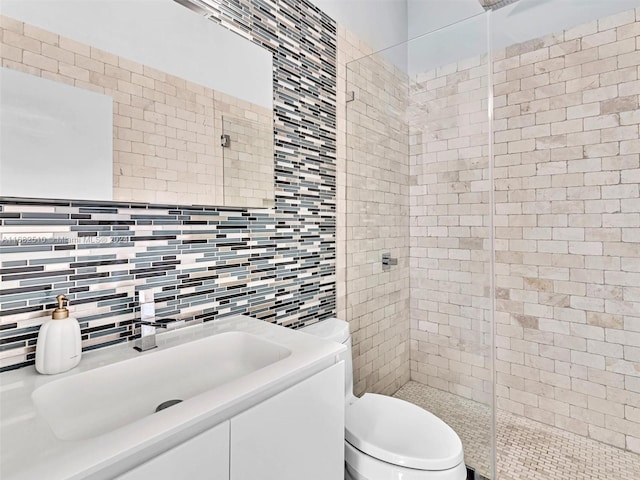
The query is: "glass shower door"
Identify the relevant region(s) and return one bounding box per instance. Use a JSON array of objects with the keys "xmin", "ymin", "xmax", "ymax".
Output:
[{"xmin": 344, "ymin": 11, "xmax": 496, "ymax": 479}]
